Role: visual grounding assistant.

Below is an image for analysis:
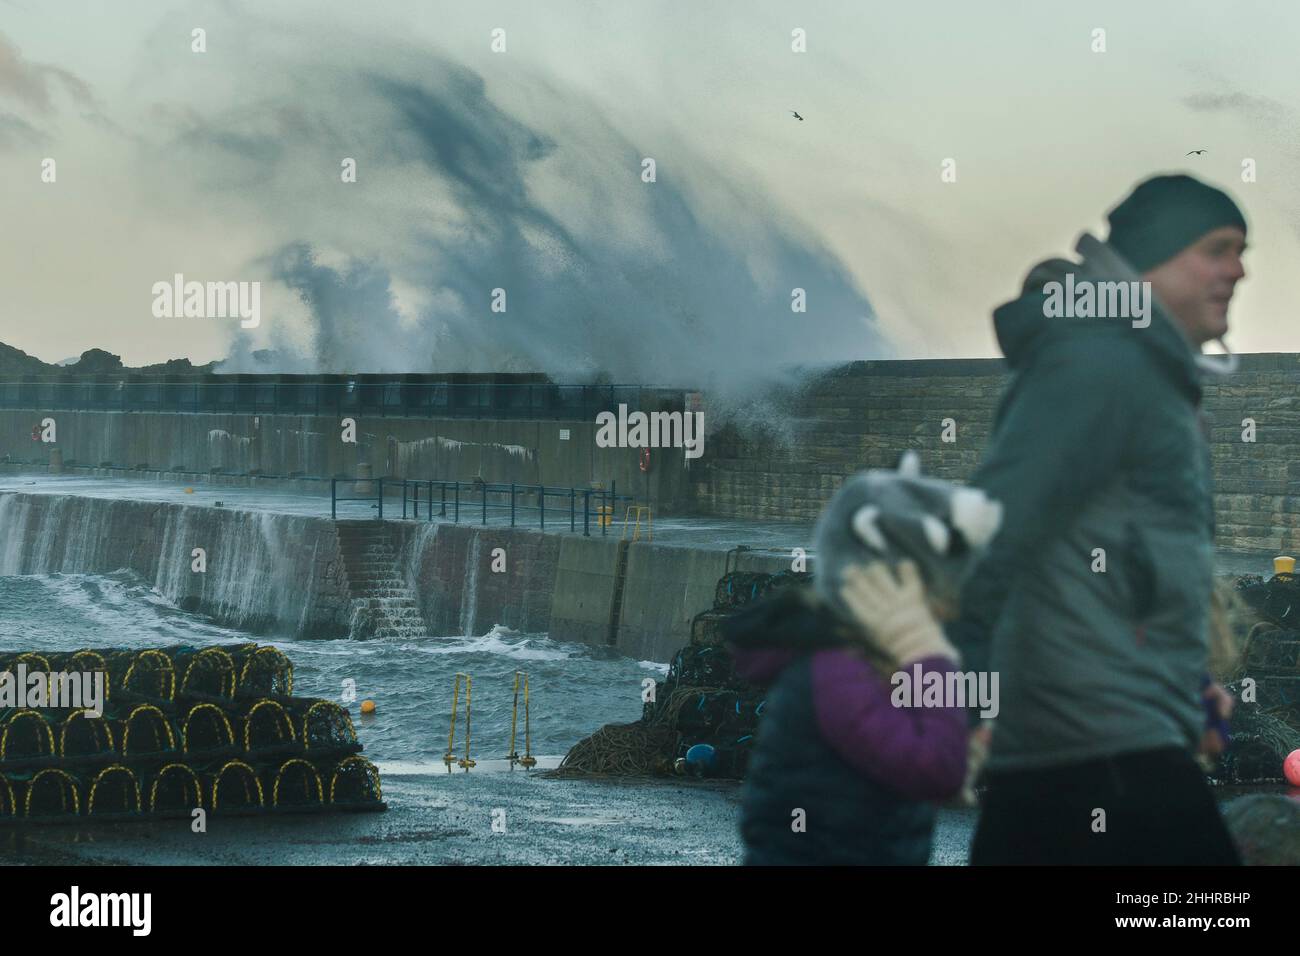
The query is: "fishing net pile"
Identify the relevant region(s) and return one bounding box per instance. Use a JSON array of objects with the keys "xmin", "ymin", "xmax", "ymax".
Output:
[
  {"xmin": 0, "ymin": 643, "xmax": 384, "ymax": 823},
  {"xmin": 1216, "ymin": 572, "xmax": 1300, "ymax": 784},
  {"xmin": 553, "ymin": 569, "xmax": 809, "ymax": 778}
]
